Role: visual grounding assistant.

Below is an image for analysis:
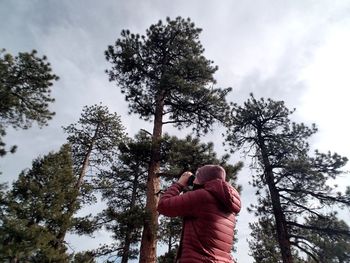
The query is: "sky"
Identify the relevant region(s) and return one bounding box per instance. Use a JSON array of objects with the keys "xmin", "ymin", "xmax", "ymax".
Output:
[{"xmin": 1, "ymin": 0, "xmax": 350, "ymax": 262}]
